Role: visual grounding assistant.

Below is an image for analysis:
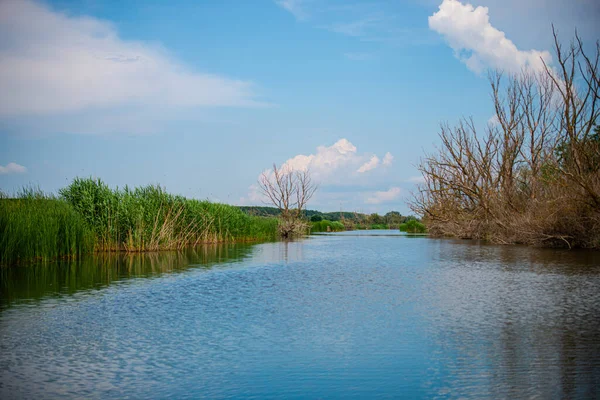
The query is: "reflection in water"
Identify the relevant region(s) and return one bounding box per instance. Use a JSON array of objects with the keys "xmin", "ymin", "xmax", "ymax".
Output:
[
  {"xmin": 0, "ymin": 235, "xmax": 599, "ymax": 399},
  {"xmin": 0, "ymin": 243, "xmax": 256, "ymax": 308},
  {"xmin": 250, "ymin": 240, "xmax": 305, "ymax": 265}
]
